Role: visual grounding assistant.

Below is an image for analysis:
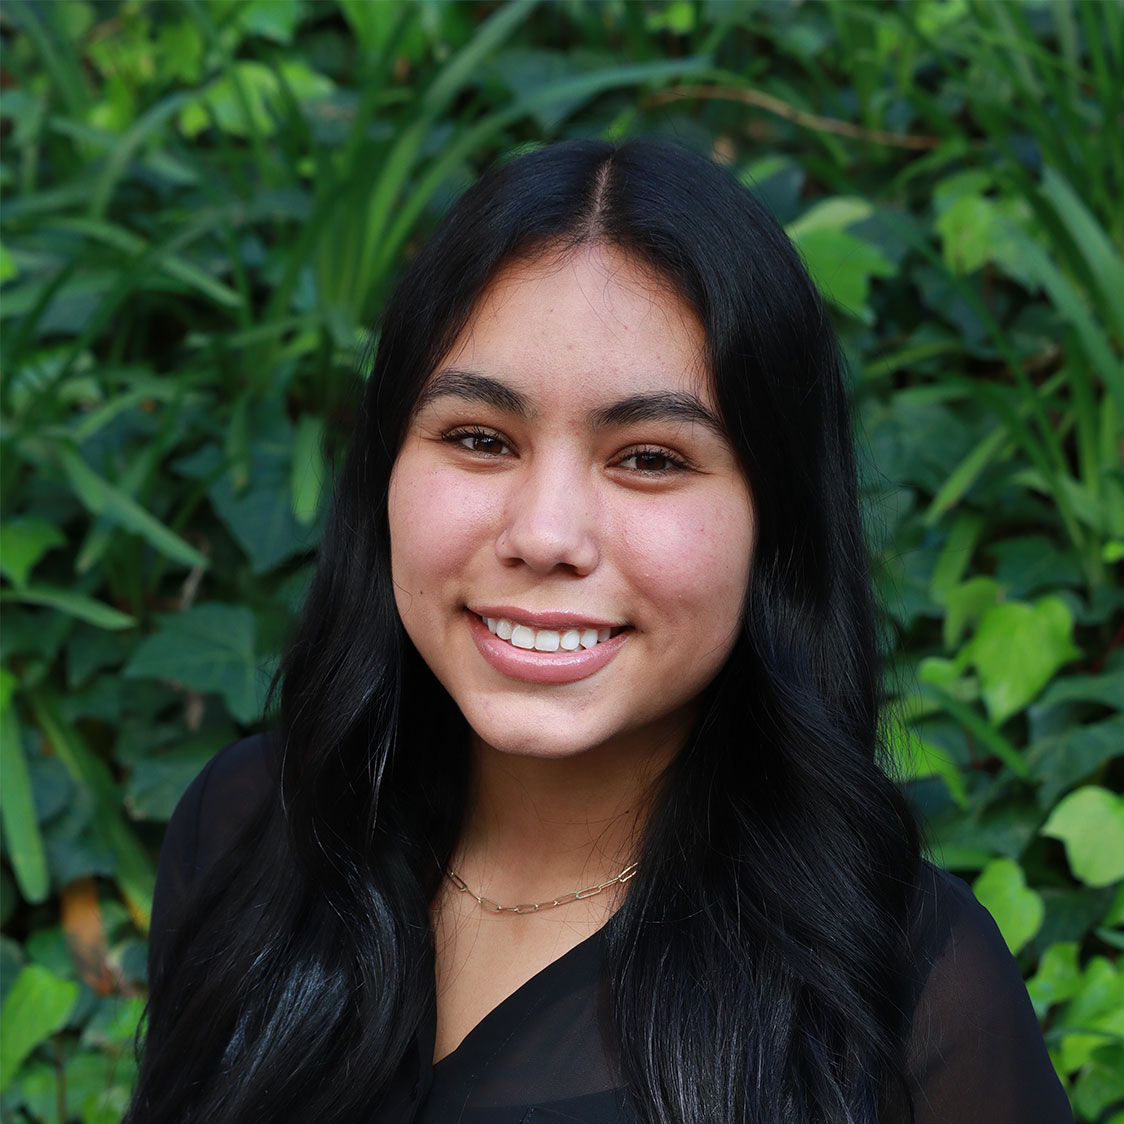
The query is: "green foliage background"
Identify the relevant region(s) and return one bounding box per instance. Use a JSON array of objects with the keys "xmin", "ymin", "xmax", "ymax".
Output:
[{"xmin": 1, "ymin": 1, "xmax": 1122, "ymax": 1120}]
